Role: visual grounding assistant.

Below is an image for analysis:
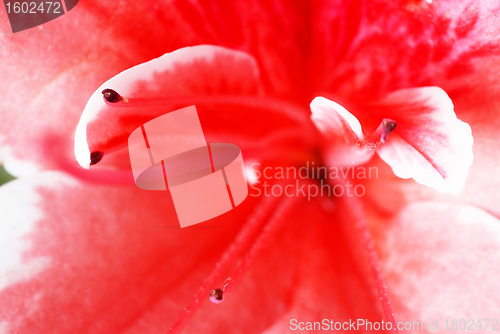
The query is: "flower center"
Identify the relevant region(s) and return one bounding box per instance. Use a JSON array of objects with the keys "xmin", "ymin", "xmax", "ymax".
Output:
[{"xmin": 92, "ymin": 89, "xmax": 399, "ymax": 333}]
